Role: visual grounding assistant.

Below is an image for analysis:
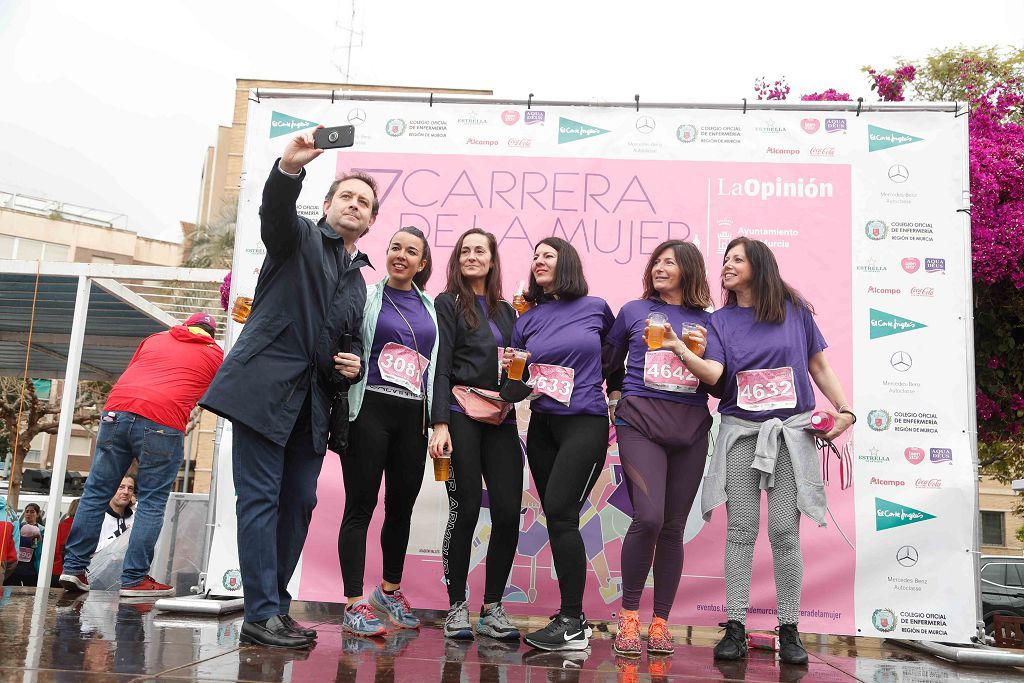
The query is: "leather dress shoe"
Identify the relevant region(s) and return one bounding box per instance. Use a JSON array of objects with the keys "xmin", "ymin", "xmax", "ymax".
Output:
[
  {"xmin": 280, "ymin": 614, "xmax": 318, "ymax": 639},
  {"xmin": 240, "ymin": 615, "xmax": 314, "ymax": 648}
]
